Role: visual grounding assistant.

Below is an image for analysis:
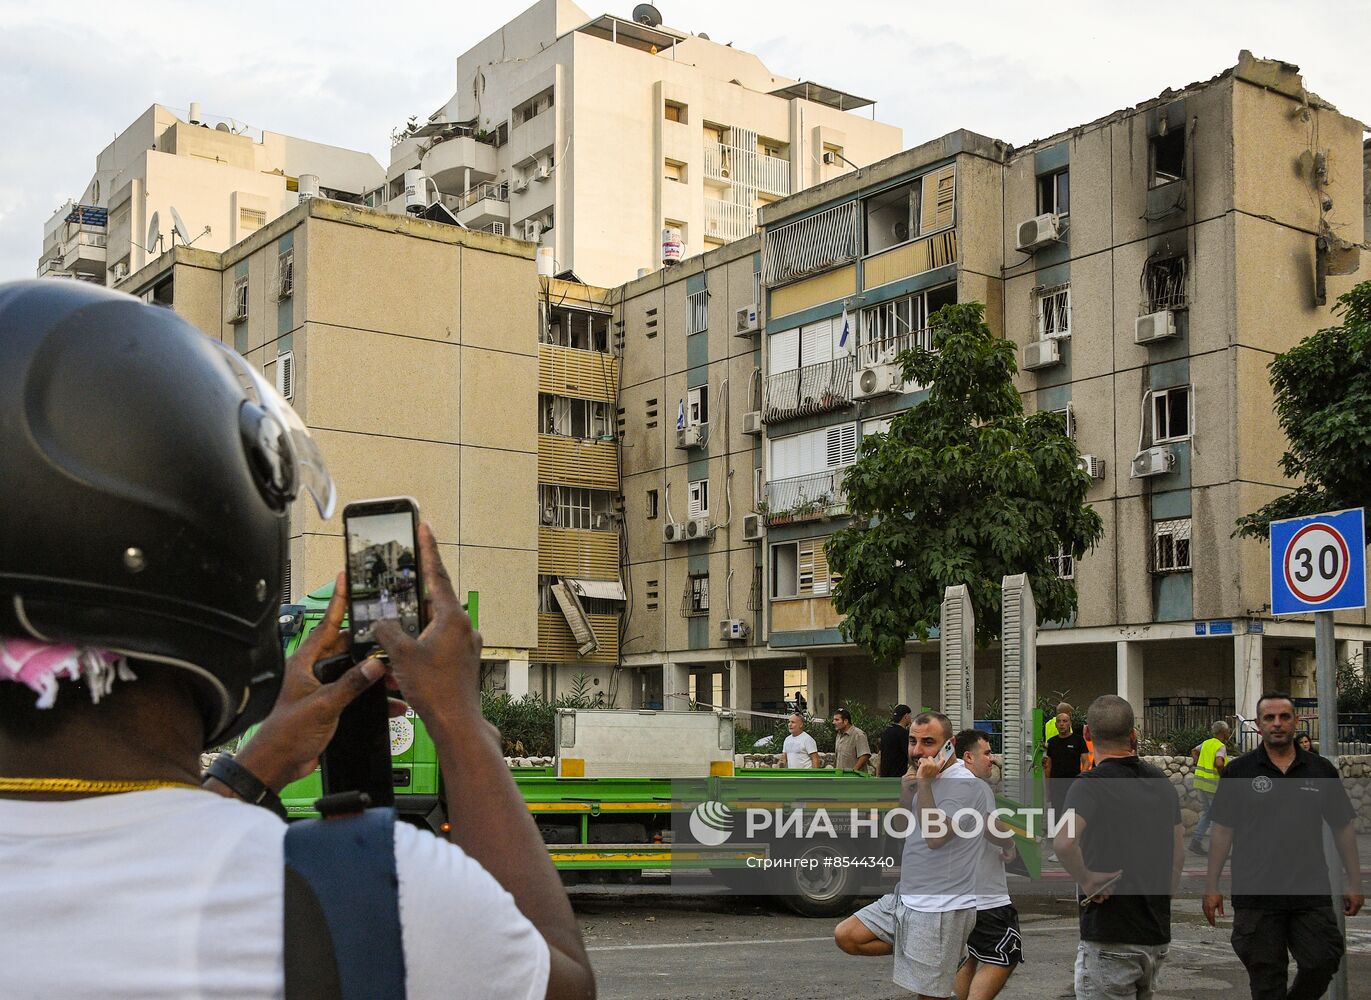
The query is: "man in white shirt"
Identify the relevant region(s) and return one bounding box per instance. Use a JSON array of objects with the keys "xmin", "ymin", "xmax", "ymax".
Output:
[
  {"xmin": 0, "ymin": 281, "xmax": 595, "ymax": 999},
  {"xmin": 782, "ymin": 712, "xmax": 820, "ymax": 768},
  {"xmin": 834, "ymin": 711, "xmax": 1007, "ymax": 999},
  {"xmin": 952, "ymin": 729, "xmax": 1023, "ymax": 1000}
]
